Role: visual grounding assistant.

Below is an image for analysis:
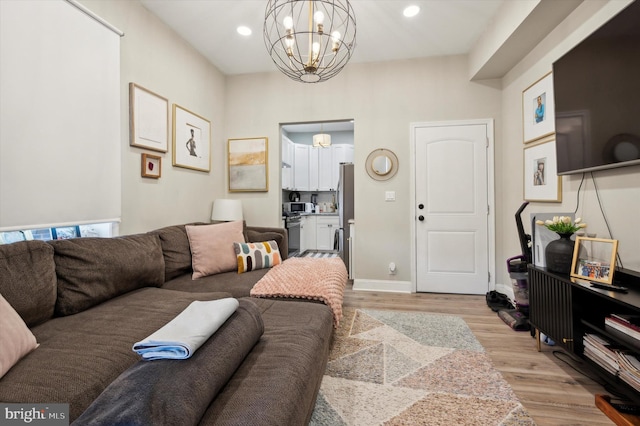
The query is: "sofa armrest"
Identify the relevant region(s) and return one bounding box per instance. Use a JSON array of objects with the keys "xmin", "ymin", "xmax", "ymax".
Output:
[{"xmin": 245, "ymin": 226, "xmax": 288, "ymax": 260}]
